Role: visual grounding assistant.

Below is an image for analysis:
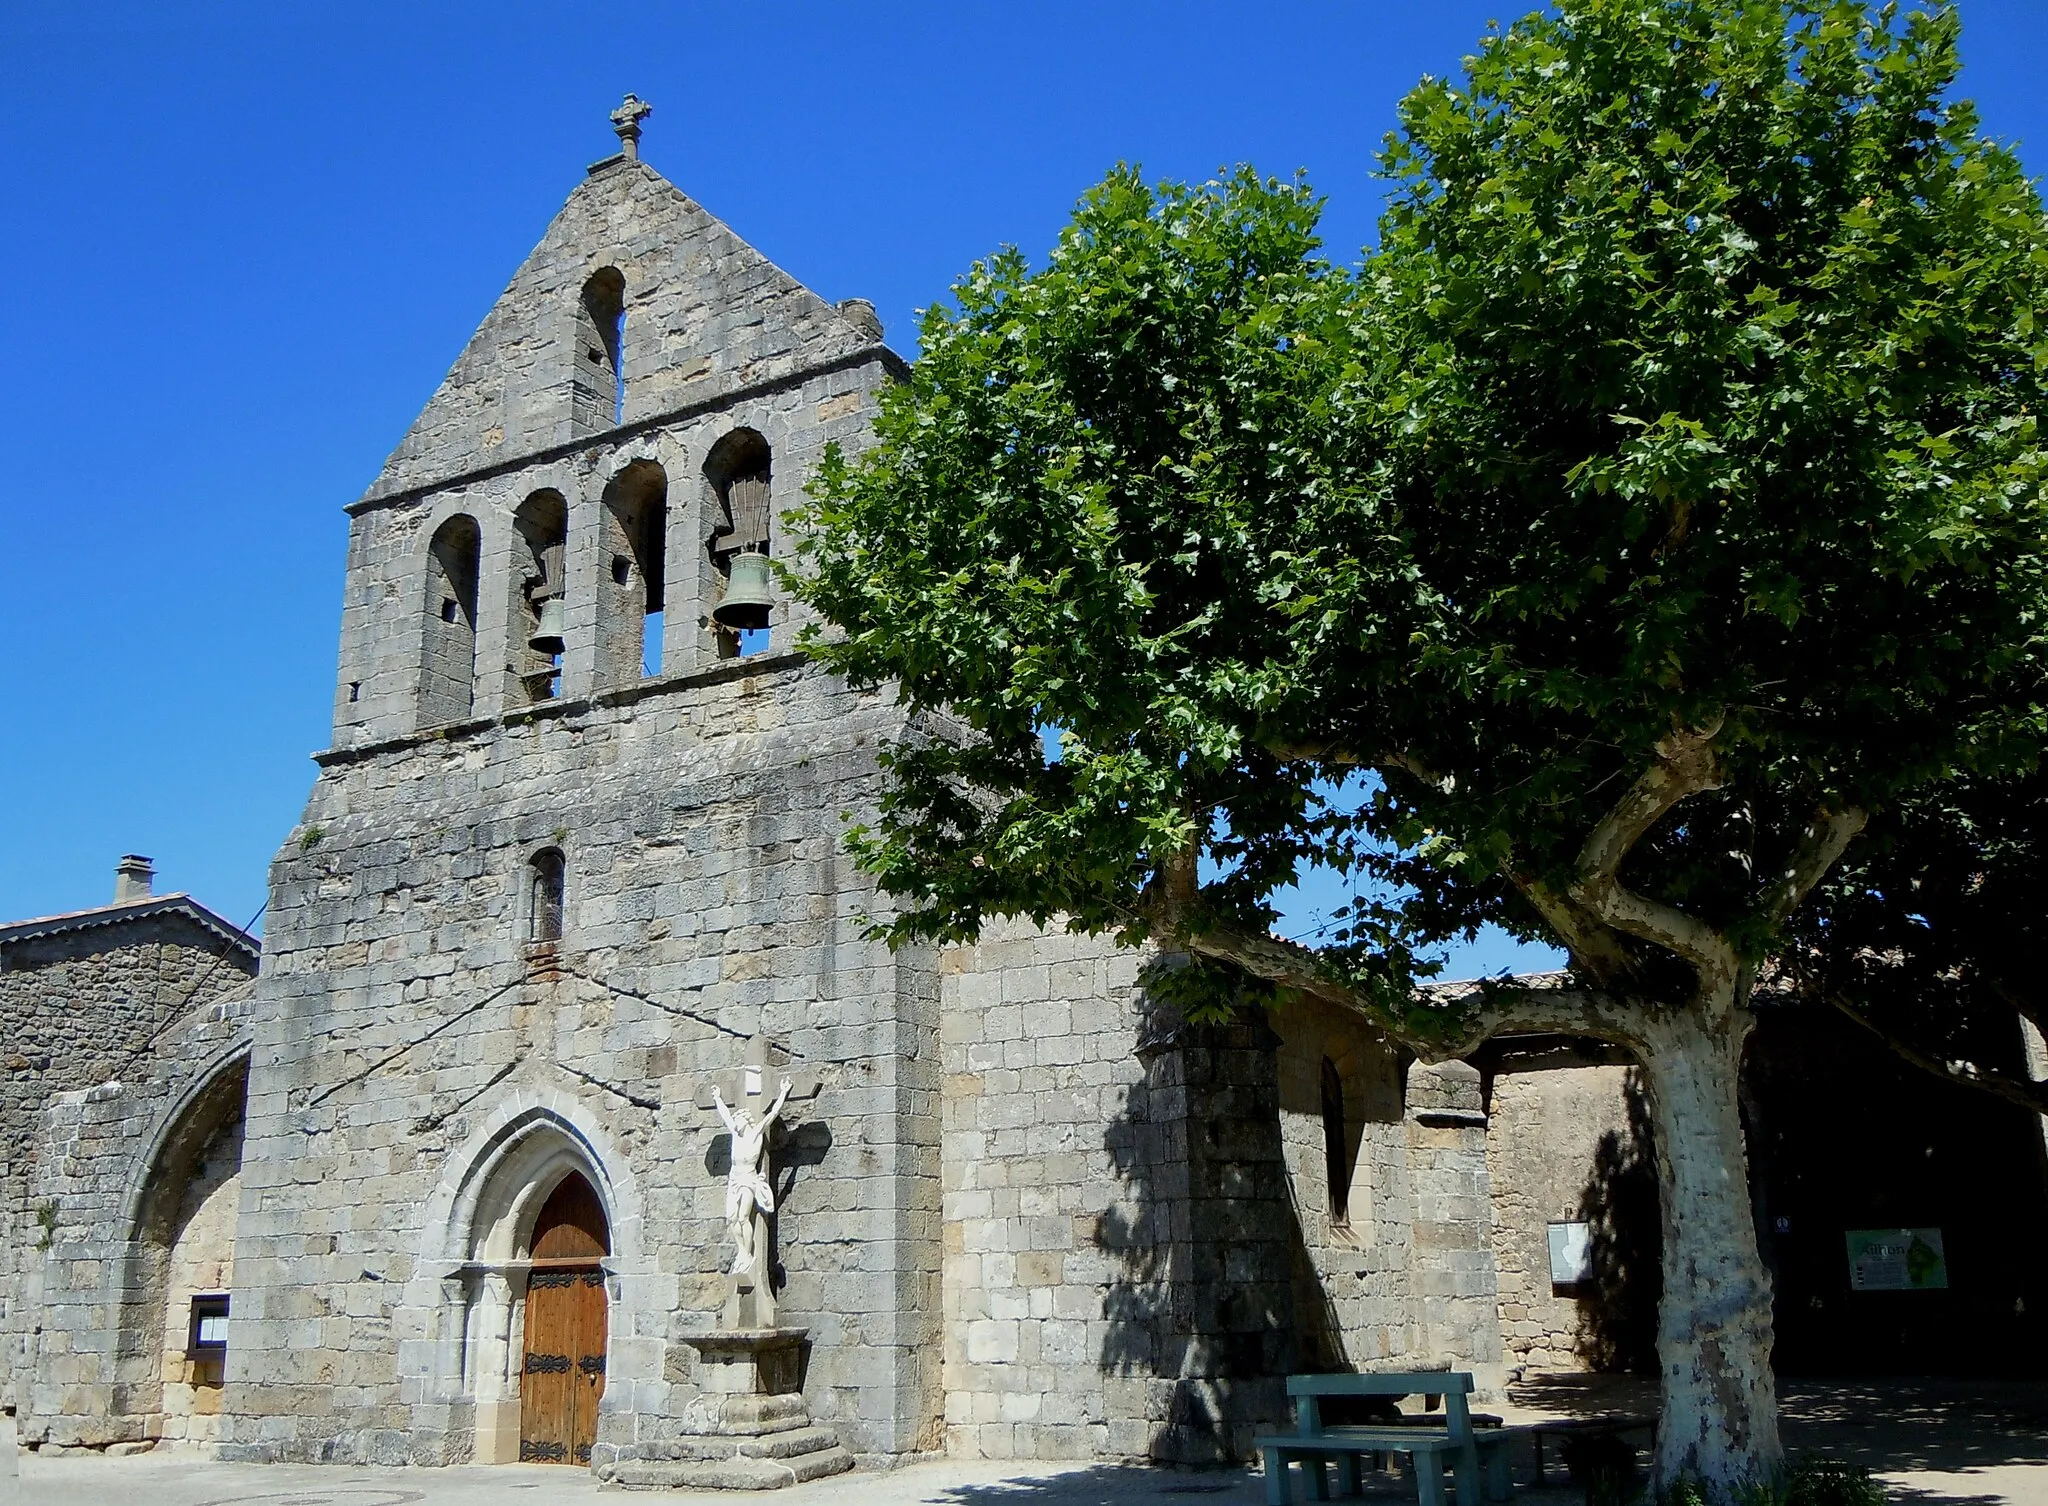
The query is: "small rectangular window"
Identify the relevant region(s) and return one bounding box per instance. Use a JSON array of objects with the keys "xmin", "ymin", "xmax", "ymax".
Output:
[{"xmin": 188, "ymin": 1292, "xmax": 230, "ymax": 1355}]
